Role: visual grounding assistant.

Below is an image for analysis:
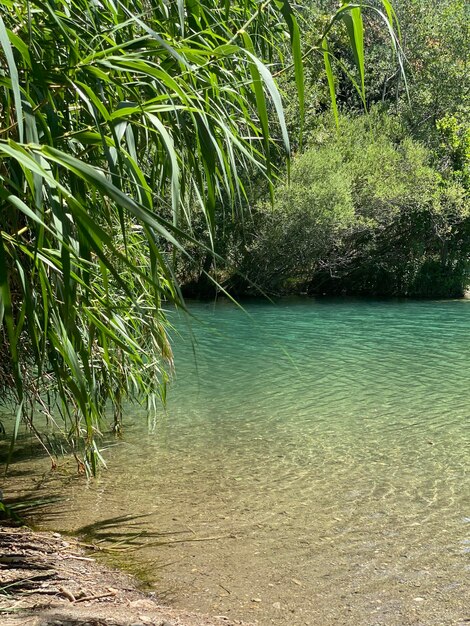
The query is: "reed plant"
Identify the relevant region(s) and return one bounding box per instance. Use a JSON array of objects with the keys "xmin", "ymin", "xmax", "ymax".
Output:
[{"xmin": 0, "ymin": 0, "xmax": 401, "ymax": 472}]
